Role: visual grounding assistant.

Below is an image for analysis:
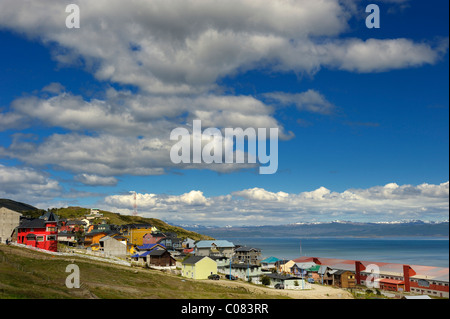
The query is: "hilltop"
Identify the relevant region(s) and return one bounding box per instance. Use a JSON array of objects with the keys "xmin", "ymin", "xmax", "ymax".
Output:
[
  {"xmin": 54, "ymin": 206, "xmax": 214, "ymax": 241},
  {"xmin": 0, "ymin": 199, "xmax": 212, "ymax": 241},
  {"xmin": 0, "ymin": 198, "xmax": 39, "ymax": 213}
]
